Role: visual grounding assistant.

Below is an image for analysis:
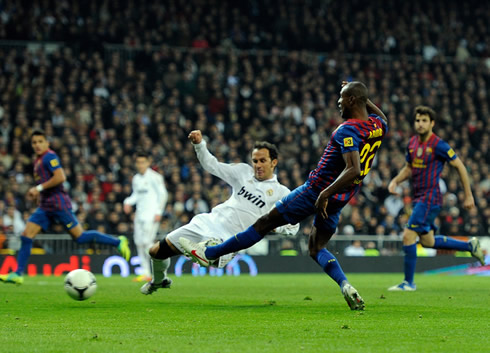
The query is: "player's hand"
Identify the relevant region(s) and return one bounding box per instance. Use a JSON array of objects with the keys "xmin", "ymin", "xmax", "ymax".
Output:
[
  {"xmin": 341, "ymin": 81, "xmax": 349, "ymax": 88},
  {"xmin": 27, "ymin": 186, "xmax": 40, "ymax": 200},
  {"xmin": 315, "ymin": 191, "xmax": 329, "ymax": 219},
  {"xmin": 188, "ymin": 130, "xmax": 202, "ymax": 144},
  {"xmin": 154, "ymin": 214, "xmax": 161, "ymax": 222},
  {"xmin": 463, "ymin": 195, "xmax": 475, "ymax": 210},
  {"xmin": 388, "ymin": 180, "xmax": 399, "ymax": 195},
  {"xmin": 123, "ymin": 204, "xmax": 132, "ymax": 214},
  {"xmin": 26, "ymin": 187, "xmax": 40, "ymax": 205}
]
